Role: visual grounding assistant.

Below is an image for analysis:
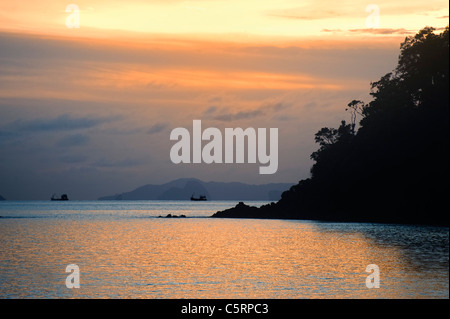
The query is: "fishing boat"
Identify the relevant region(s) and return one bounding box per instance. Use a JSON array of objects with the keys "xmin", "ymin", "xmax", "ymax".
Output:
[
  {"xmin": 51, "ymin": 194, "xmax": 69, "ymax": 201},
  {"xmin": 190, "ymin": 193, "xmax": 207, "ymax": 201}
]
